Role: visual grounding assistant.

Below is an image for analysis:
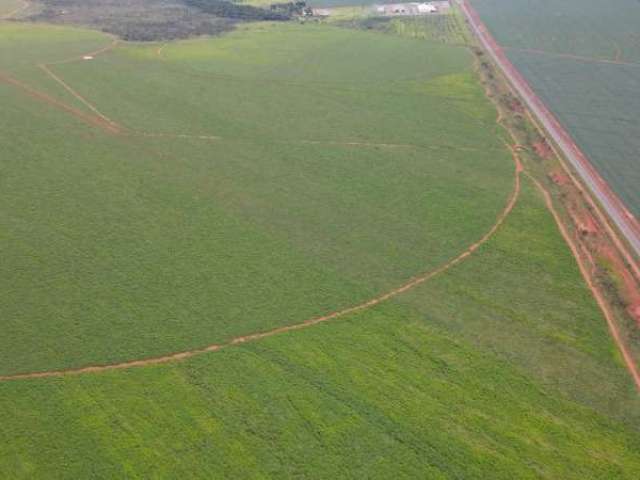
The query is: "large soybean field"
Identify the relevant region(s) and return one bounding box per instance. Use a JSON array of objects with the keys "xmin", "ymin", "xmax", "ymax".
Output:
[
  {"xmin": 470, "ymin": 0, "xmax": 640, "ymax": 218},
  {"xmin": 1, "ymin": 13, "xmax": 640, "ymax": 479}
]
